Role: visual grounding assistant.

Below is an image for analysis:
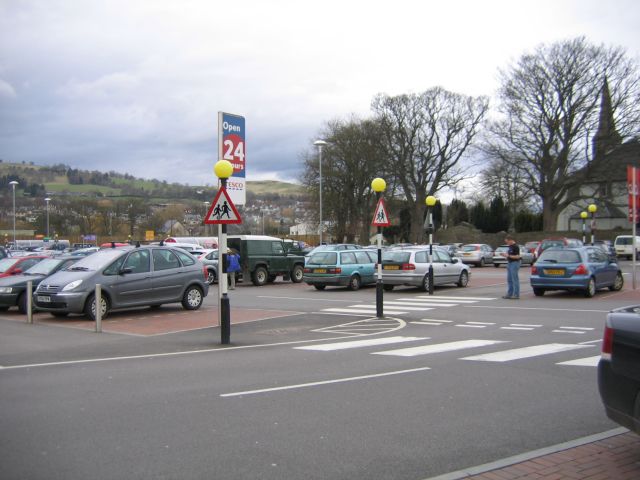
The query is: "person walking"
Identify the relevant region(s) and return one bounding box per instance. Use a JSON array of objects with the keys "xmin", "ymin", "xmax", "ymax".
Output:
[
  {"xmin": 502, "ymin": 235, "xmax": 521, "ymax": 299},
  {"xmin": 227, "ymin": 248, "xmax": 241, "ymax": 290}
]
